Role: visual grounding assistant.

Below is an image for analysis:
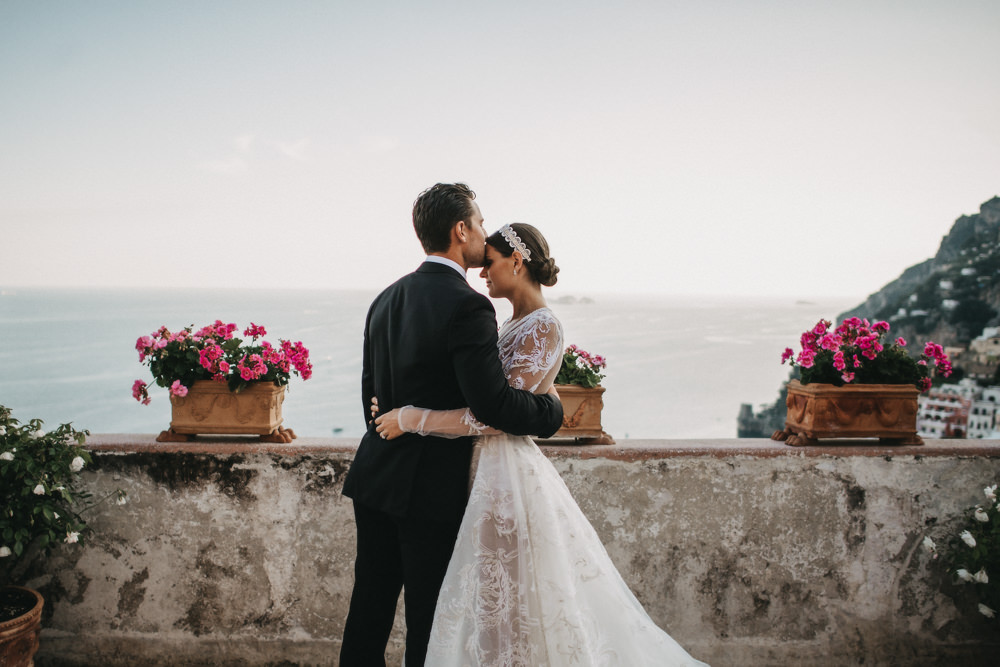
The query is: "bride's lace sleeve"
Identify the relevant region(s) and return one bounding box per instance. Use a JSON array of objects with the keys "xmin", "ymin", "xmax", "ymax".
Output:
[{"xmin": 396, "ymin": 310, "xmax": 565, "ymax": 439}]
